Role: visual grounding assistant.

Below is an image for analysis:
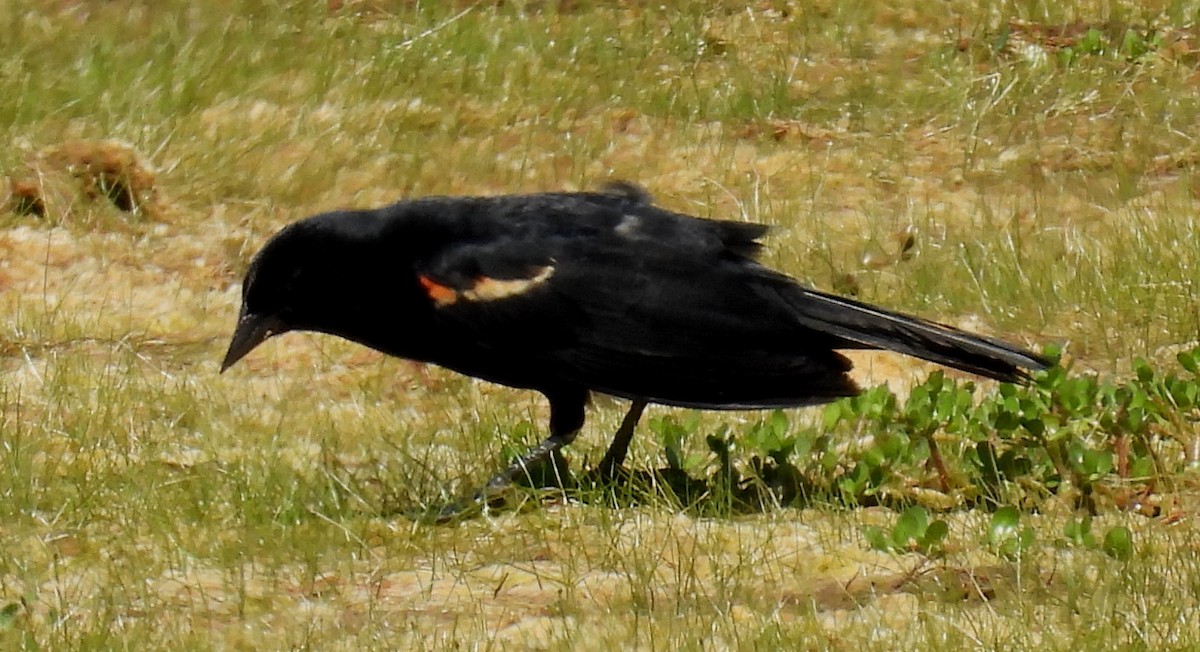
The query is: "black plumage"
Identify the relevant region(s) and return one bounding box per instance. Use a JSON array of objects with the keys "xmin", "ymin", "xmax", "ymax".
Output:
[{"xmin": 223, "ymin": 185, "xmax": 1050, "ymax": 510}]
